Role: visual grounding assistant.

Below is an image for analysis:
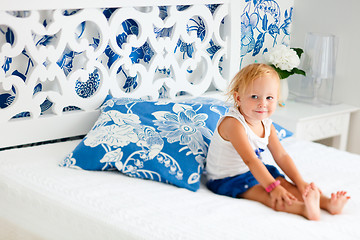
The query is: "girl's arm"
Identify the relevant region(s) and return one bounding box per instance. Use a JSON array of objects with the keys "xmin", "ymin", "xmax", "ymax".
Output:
[
  {"xmin": 219, "ymin": 117, "xmax": 296, "ymax": 206},
  {"xmin": 267, "ymin": 124, "xmax": 308, "ymax": 194}
]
